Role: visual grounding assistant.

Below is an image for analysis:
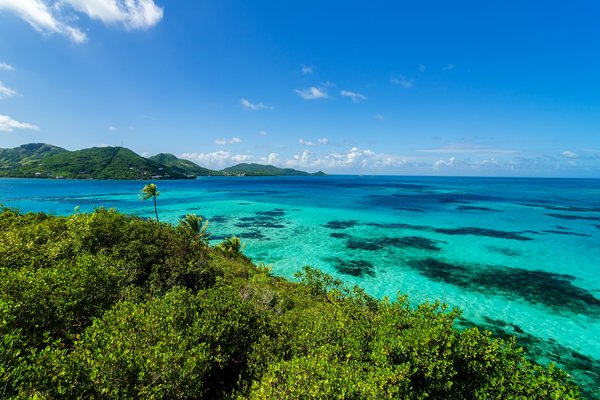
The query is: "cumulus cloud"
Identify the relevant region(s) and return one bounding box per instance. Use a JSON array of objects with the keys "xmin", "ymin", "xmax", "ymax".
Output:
[
  {"xmin": 259, "ymin": 152, "xmax": 280, "ymax": 165},
  {"xmin": 0, "ymin": 62, "xmax": 15, "ymax": 71},
  {"xmin": 299, "ymin": 138, "xmax": 314, "ymax": 146},
  {"xmin": 561, "ymin": 150, "xmax": 577, "ymax": 159},
  {"xmin": 299, "ymin": 137, "xmax": 329, "ymax": 146},
  {"xmin": 340, "ymin": 90, "xmax": 366, "ymax": 102},
  {"xmin": 240, "ymin": 98, "xmax": 272, "ymax": 111},
  {"xmin": 0, "ymin": 0, "xmax": 163, "ymax": 43},
  {"xmin": 108, "ymin": 125, "xmax": 118, "ymax": 131},
  {"xmin": 59, "ymin": 0, "xmax": 163, "ymax": 29},
  {"xmin": 214, "ymin": 137, "xmax": 242, "ymax": 145},
  {"xmin": 180, "ymin": 151, "xmax": 253, "ymax": 168},
  {"xmin": 285, "ymin": 147, "xmax": 408, "ymax": 170},
  {"xmin": 0, "ymin": 114, "xmax": 40, "ymax": 132},
  {"xmin": 301, "ymin": 65, "xmax": 313, "ymax": 75},
  {"xmin": 390, "ymin": 75, "xmax": 413, "ymax": 88},
  {"xmin": 0, "ymin": 81, "xmax": 17, "ymax": 98},
  {"xmin": 295, "ymin": 86, "xmax": 328, "ymax": 100}
]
